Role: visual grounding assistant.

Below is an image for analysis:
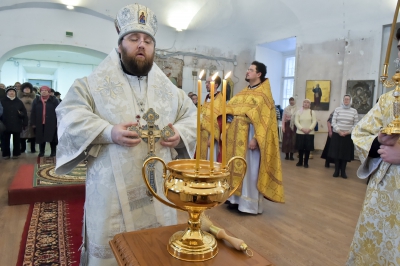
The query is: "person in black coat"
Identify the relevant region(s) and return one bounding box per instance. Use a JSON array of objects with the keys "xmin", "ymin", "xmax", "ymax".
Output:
[
  {"xmin": 1, "ymin": 86, "xmax": 28, "ymax": 159},
  {"xmin": 31, "ymin": 86, "xmax": 59, "ymax": 157},
  {"xmin": 0, "ymin": 83, "xmax": 6, "ymax": 101}
]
